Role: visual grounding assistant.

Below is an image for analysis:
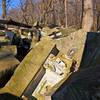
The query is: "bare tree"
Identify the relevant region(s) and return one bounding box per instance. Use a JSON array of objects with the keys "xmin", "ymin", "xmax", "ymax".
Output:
[
  {"xmin": 7, "ymin": 0, "xmax": 97, "ymax": 30},
  {"xmin": 64, "ymin": 0, "xmax": 68, "ymax": 28},
  {"xmin": 18, "ymin": 0, "xmax": 35, "ymax": 25},
  {"xmin": 2, "ymin": 0, "xmax": 11, "ymax": 19},
  {"xmin": 41, "ymin": 0, "xmax": 53, "ymax": 25},
  {"xmin": 19, "ymin": 0, "xmax": 29, "ymax": 24},
  {"xmin": 82, "ymin": 0, "xmax": 94, "ymax": 31},
  {"xmin": 2, "ymin": 0, "xmax": 6, "ymax": 19}
]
